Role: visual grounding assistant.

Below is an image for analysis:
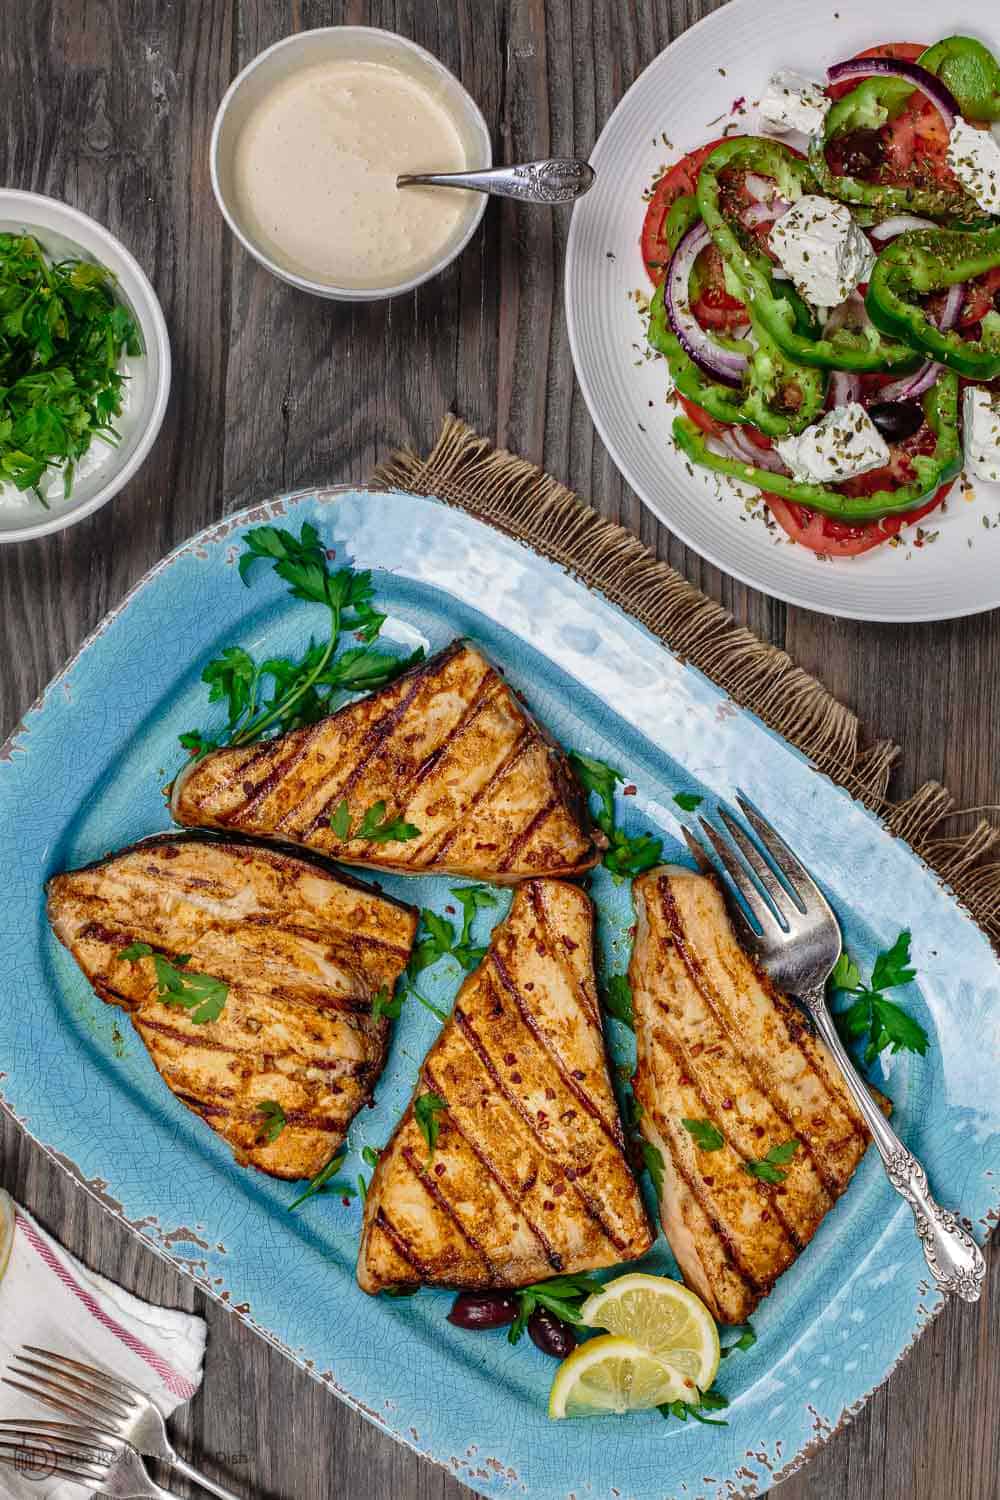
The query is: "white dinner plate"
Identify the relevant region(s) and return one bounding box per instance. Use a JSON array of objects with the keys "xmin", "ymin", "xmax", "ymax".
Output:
[{"xmin": 565, "ymin": 0, "xmax": 1000, "ymax": 621}]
